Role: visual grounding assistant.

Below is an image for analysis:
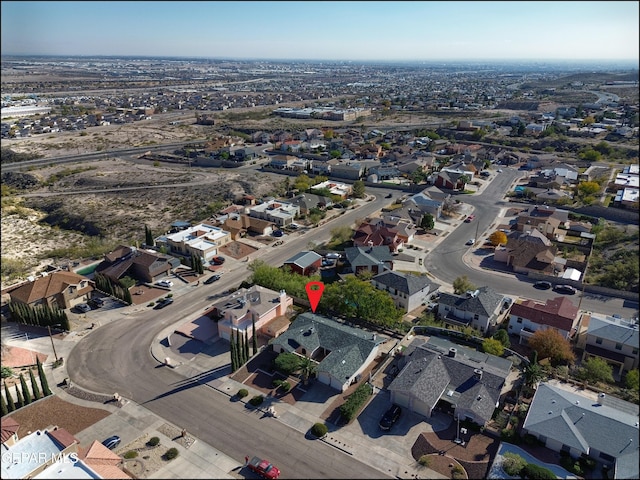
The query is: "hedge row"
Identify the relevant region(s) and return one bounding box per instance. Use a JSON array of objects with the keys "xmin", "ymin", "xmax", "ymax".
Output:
[{"xmin": 339, "ymin": 382, "xmax": 373, "ymax": 422}]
